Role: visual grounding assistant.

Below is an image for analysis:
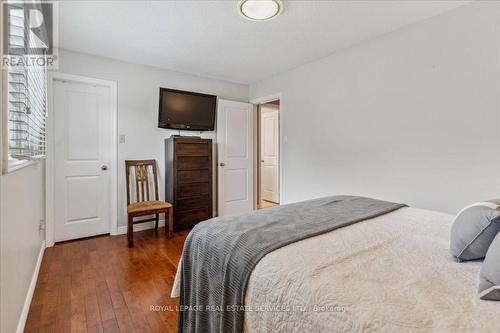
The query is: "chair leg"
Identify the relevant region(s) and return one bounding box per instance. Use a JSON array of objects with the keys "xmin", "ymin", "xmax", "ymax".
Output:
[
  {"xmin": 127, "ymin": 215, "xmax": 134, "ymax": 248},
  {"xmin": 167, "ymin": 208, "xmax": 173, "ymax": 239},
  {"xmin": 155, "ymin": 213, "xmax": 159, "ymax": 234}
]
